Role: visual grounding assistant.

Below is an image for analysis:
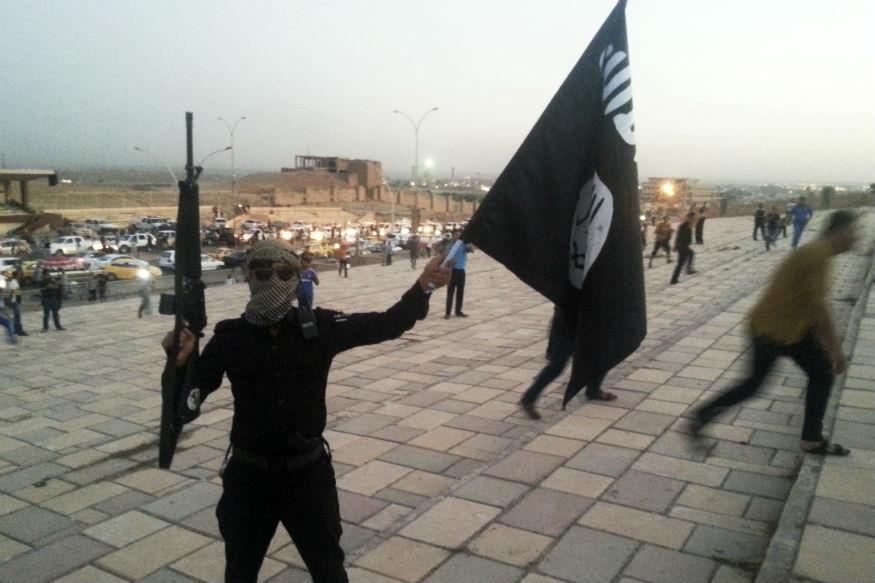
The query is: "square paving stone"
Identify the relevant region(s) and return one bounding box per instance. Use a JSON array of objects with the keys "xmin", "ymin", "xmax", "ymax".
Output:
[
  {"xmin": 0, "ymin": 462, "xmax": 69, "ymax": 493},
  {"xmin": 263, "ymin": 568, "xmax": 312, "ymax": 583},
  {"xmin": 0, "ymin": 534, "xmax": 111, "ymax": 583},
  {"xmin": 423, "ymin": 553, "xmax": 523, "ymax": 583},
  {"xmin": 97, "ymin": 525, "xmax": 212, "ymax": 579},
  {"xmin": 580, "ymin": 502, "xmax": 693, "ymax": 549},
  {"xmin": 180, "ymin": 506, "xmax": 222, "ymax": 538},
  {"xmin": 566, "ymin": 442, "xmax": 640, "ymax": 477},
  {"xmin": 468, "ymin": 524, "xmax": 552, "ymax": 567},
  {"xmin": 744, "ymin": 496, "xmax": 784, "ymax": 523},
  {"xmin": 455, "ymin": 476, "xmax": 530, "ymax": 507},
  {"xmin": 338, "ymin": 490, "xmax": 388, "ymax": 524},
  {"xmin": 93, "ymin": 489, "xmax": 156, "ymax": 514},
  {"xmin": 624, "ymin": 544, "xmax": 716, "ymax": 583},
  {"xmin": 83, "ymin": 510, "xmax": 168, "ymax": 547},
  {"xmin": 356, "ymin": 536, "xmax": 450, "ymax": 583},
  {"xmin": 142, "ymin": 481, "xmax": 223, "ymax": 520},
  {"xmin": 53, "ymin": 565, "xmax": 126, "ymax": 583},
  {"xmin": 723, "ymin": 470, "xmax": 791, "ymax": 500},
  {"xmin": 683, "ymin": 524, "xmax": 768, "ymax": 563},
  {"xmin": 0, "ymin": 504, "xmax": 76, "ymax": 544},
  {"xmin": 401, "ymin": 497, "xmax": 500, "ymax": 548},
  {"xmin": 485, "ymin": 450, "xmax": 565, "ymax": 485},
  {"xmin": 613, "ymin": 410, "xmax": 676, "ymax": 436},
  {"xmin": 602, "ymin": 470, "xmax": 685, "ymax": 512},
  {"xmin": 539, "ymin": 526, "xmax": 637, "ymax": 583},
  {"xmin": 137, "ymin": 568, "xmax": 201, "ymax": 583},
  {"xmin": 377, "ymin": 445, "xmax": 461, "ymax": 473},
  {"xmin": 795, "ymin": 525, "xmax": 875, "ymax": 583},
  {"xmin": 808, "ymin": 496, "xmax": 875, "ymax": 537},
  {"xmin": 500, "ymin": 488, "xmax": 594, "ymax": 537}
]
